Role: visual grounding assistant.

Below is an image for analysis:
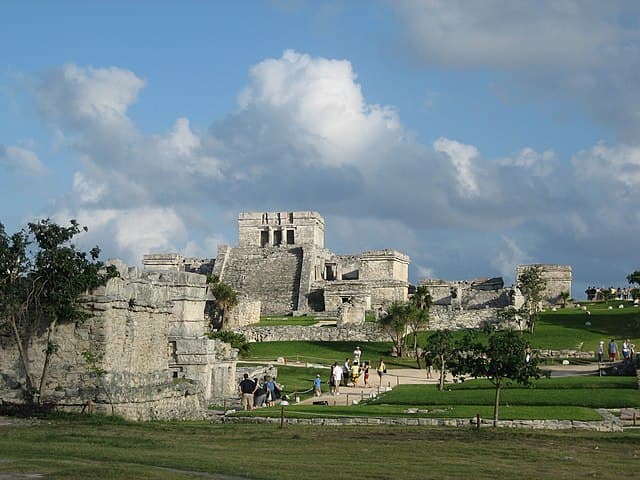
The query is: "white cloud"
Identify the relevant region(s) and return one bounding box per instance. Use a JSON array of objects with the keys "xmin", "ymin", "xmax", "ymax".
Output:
[
  {"xmin": 433, "ymin": 137, "xmax": 479, "ymax": 197},
  {"xmin": 491, "ymin": 236, "xmax": 530, "ymax": 282},
  {"xmin": 391, "ymin": 1, "xmax": 640, "ymax": 140},
  {"xmin": 0, "ymin": 145, "xmax": 47, "ymax": 175},
  {"xmin": 36, "ymin": 64, "xmax": 145, "ymax": 130},
  {"xmin": 498, "ymin": 147, "xmax": 556, "ymax": 177},
  {"xmin": 573, "ymin": 142, "xmax": 640, "ymax": 191},
  {"xmin": 72, "ymin": 171, "xmax": 106, "ymax": 203},
  {"xmin": 393, "ymin": 1, "xmax": 632, "ymax": 70},
  {"xmin": 239, "ymin": 50, "xmax": 402, "ymax": 167}
]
